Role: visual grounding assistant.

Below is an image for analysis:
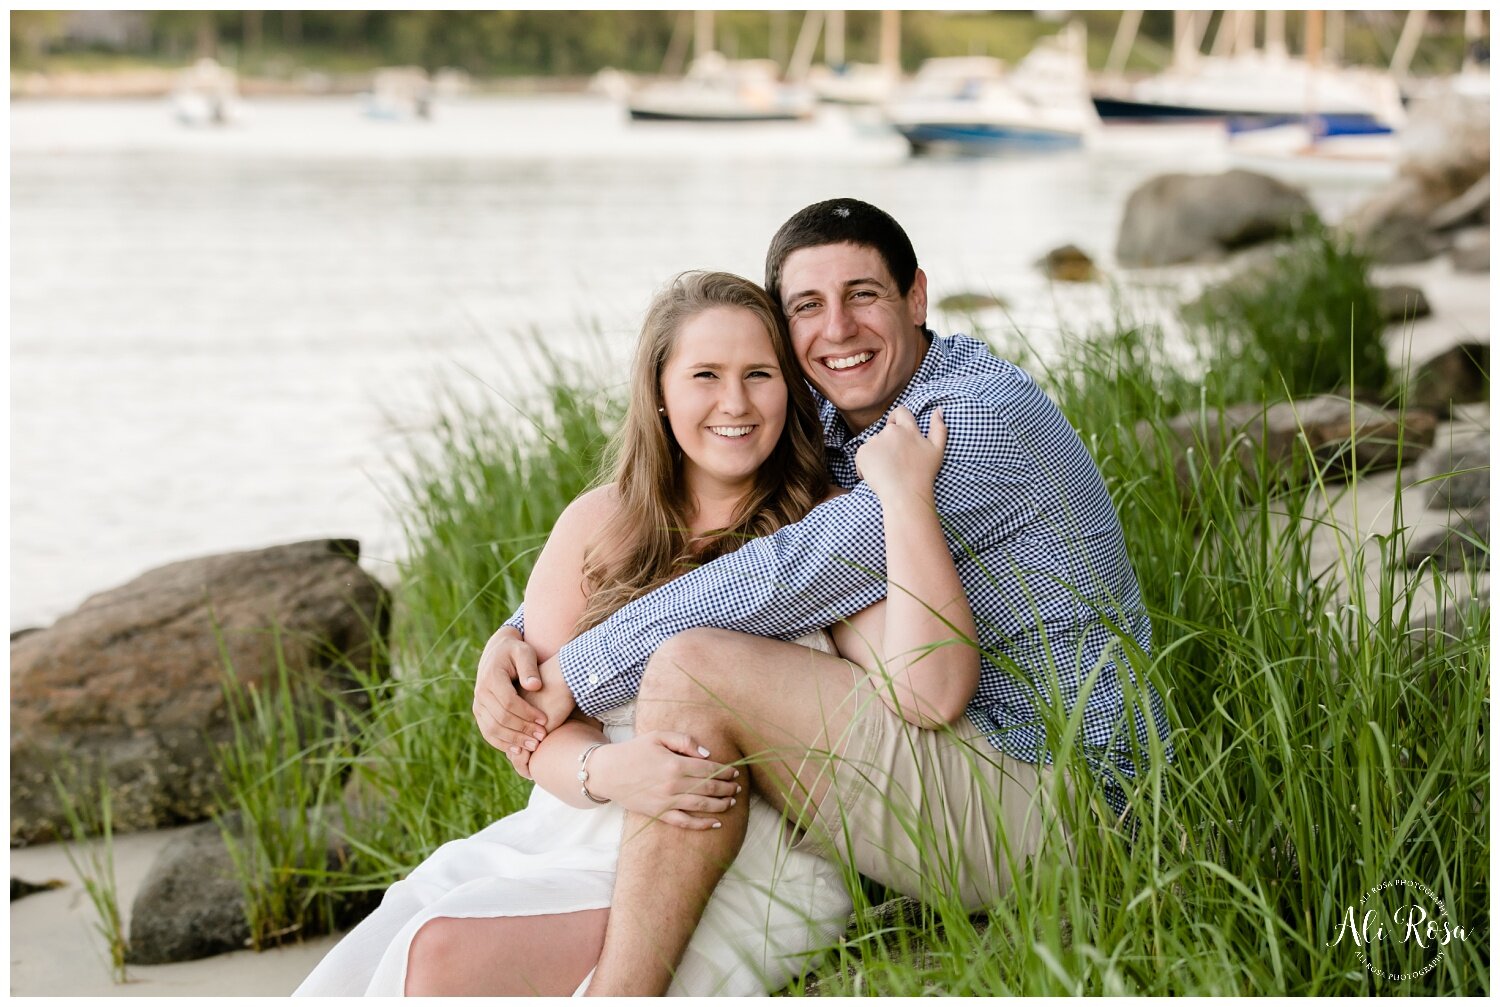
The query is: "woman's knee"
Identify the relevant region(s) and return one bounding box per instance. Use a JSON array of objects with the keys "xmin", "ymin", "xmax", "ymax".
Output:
[{"xmin": 403, "ymin": 916, "xmax": 467, "ymax": 995}]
